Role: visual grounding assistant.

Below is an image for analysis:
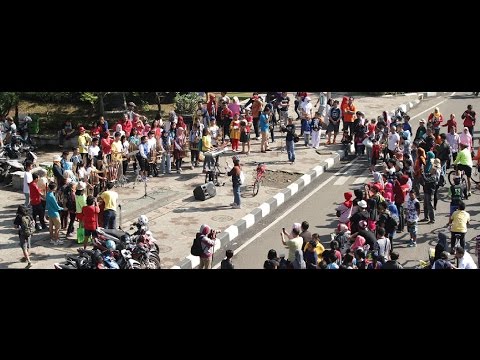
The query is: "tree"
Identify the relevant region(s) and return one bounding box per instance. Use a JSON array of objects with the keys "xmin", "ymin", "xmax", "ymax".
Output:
[
  {"xmin": 0, "ymin": 92, "xmax": 20, "ymax": 117},
  {"xmin": 79, "ymin": 92, "xmax": 98, "ymax": 118}
]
